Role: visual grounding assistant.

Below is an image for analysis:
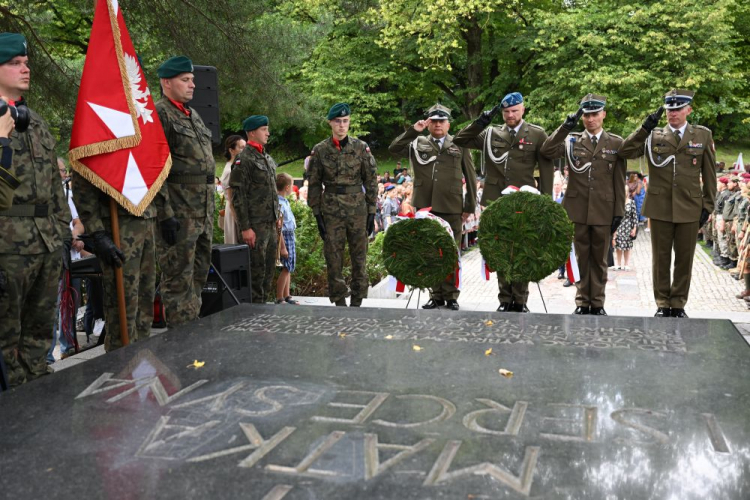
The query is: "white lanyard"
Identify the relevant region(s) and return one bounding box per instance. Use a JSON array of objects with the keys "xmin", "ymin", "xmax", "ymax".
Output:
[
  {"xmin": 410, "ymin": 138, "xmax": 438, "ymax": 165},
  {"xmin": 481, "ymin": 126, "xmax": 509, "ymax": 176},
  {"xmin": 565, "ymin": 135, "xmax": 592, "ymax": 174},
  {"xmin": 645, "ymin": 132, "xmax": 677, "ymax": 180}
]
